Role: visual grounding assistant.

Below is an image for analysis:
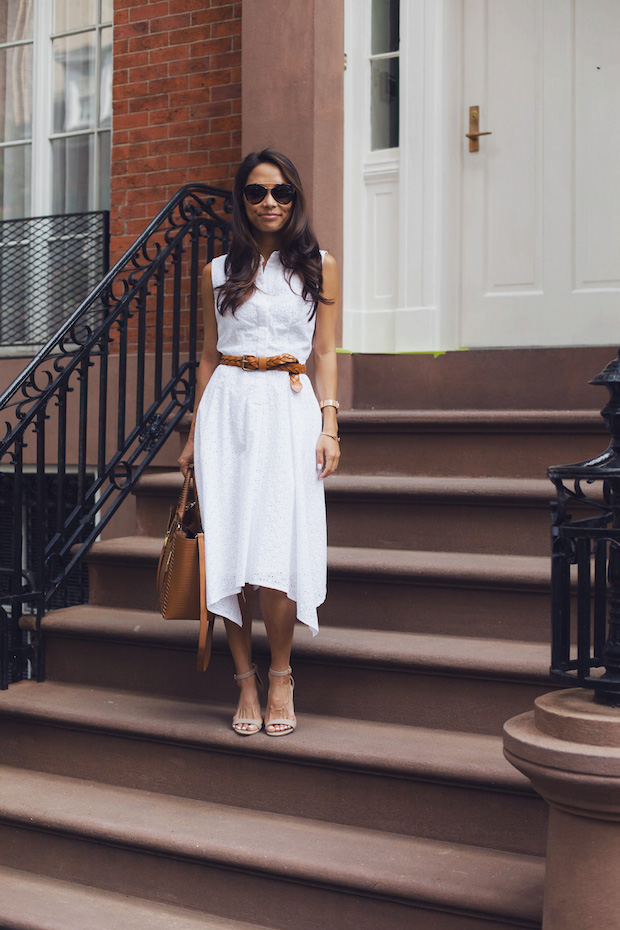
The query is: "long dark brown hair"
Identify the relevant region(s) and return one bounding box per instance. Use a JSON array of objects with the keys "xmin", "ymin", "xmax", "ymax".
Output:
[{"xmin": 218, "ymin": 149, "xmax": 329, "ymax": 318}]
